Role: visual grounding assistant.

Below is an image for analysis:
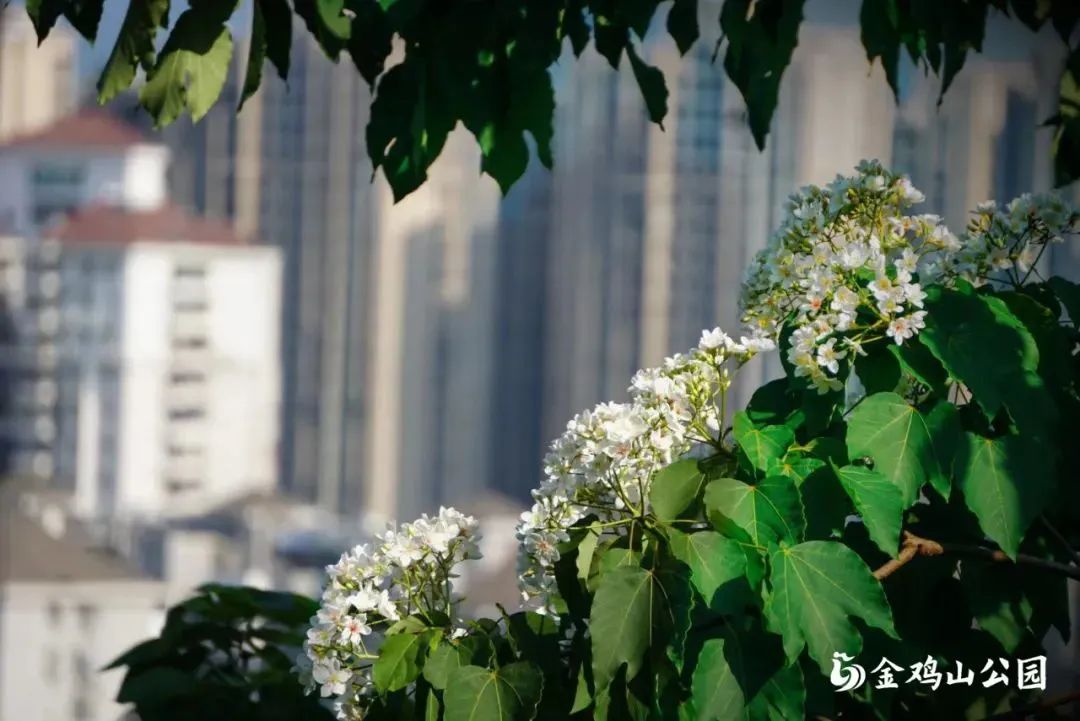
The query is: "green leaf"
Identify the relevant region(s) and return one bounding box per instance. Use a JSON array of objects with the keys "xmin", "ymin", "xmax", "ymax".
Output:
[
  {"xmin": 649, "ymin": 459, "xmax": 706, "ymax": 521},
  {"xmin": 690, "ymin": 622, "xmax": 804, "ymax": 721},
  {"xmin": 690, "ymin": 637, "xmax": 745, "ymax": 721},
  {"xmin": 719, "ymin": 0, "xmax": 805, "ymax": 148},
  {"xmin": 373, "ymin": 633, "xmax": 426, "ymax": 693},
  {"xmin": 845, "ymin": 392, "xmax": 939, "ymax": 508},
  {"xmin": 444, "ymin": 663, "xmax": 543, "ymax": 721},
  {"xmin": 139, "ymin": 7, "xmax": 235, "ymax": 126},
  {"xmin": 626, "ymin": 43, "xmax": 669, "ymax": 126},
  {"xmin": 732, "ymin": 412, "xmax": 794, "ymax": 474},
  {"xmin": 666, "ymin": 0, "xmax": 699, "ymax": 55},
  {"xmin": 667, "ymin": 528, "xmax": 750, "ymax": 613},
  {"xmin": 367, "ymin": 59, "xmax": 454, "ymax": 201},
  {"xmin": 117, "ymin": 667, "xmax": 197, "ymax": 705},
  {"xmin": 239, "ymin": 0, "xmax": 267, "ymax": 109},
  {"xmin": 294, "ymin": 0, "xmax": 351, "ymax": 58},
  {"xmin": 924, "ymin": 400, "xmax": 962, "ymax": 497},
  {"xmin": 590, "ymin": 563, "xmax": 688, "ymax": 692},
  {"xmin": 97, "ymin": 0, "xmax": 171, "ymax": 104},
  {"xmin": 957, "ymin": 433, "xmax": 1054, "ymax": 559},
  {"xmin": 859, "ymin": 0, "xmax": 900, "ymax": 97},
  {"xmin": 854, "ymin": 347, "xmax": 901, "ymax": 394},
  {"xmin": 704, "ymin": 475, "xmax": 805, "ymax": 546},
  {"xmin": 769, "ymin": 456, "xmax": 824, "ymax": 486},
  {"xmin": 1049, "ymin": 276, "xmax": 1080, "ymax": 325},
  {"xmin": 832, "ymin": 464, "xmax": 903, "ymax": 557},
  {"xmin": 346, "ymin": 0, "xmax": 393, "ymax": 87},
  {"xmin": 423, "ymin": 642, "xmax": 471, "ymax": 691},
  {"xmin": 27, "ymin": 0, "xmax": 103, "ymax": 42},
  {"xmin": 763, "ymin": 541, "xmax": 896, "ymax": 672},
  {"xmin": 921, "ymin": 285, "xmax": 1055, "ymax": 438}
]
